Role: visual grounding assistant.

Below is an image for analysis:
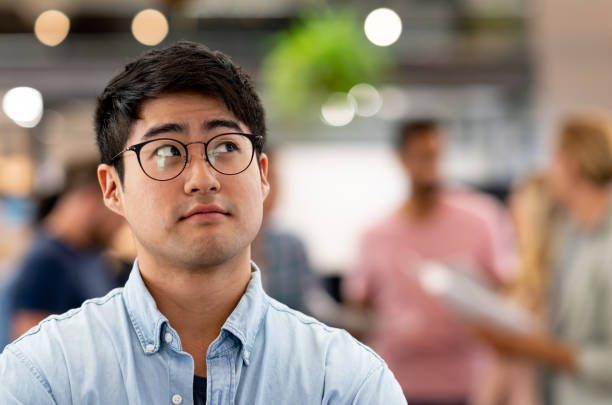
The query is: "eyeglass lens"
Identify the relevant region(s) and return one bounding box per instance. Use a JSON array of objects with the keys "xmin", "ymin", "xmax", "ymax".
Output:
[{"xmin": 138, "ymin": 134, "xmax": 254, "ymax": 180}]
